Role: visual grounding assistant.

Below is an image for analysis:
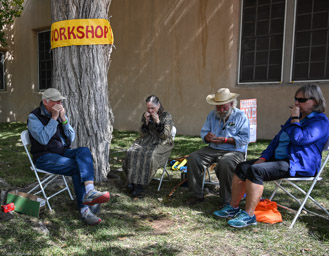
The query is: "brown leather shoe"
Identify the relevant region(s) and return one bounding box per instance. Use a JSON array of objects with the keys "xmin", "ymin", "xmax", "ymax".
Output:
[{"xmin": 185, "ymin": 196, "xmax": 205, "ymax": 205}]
